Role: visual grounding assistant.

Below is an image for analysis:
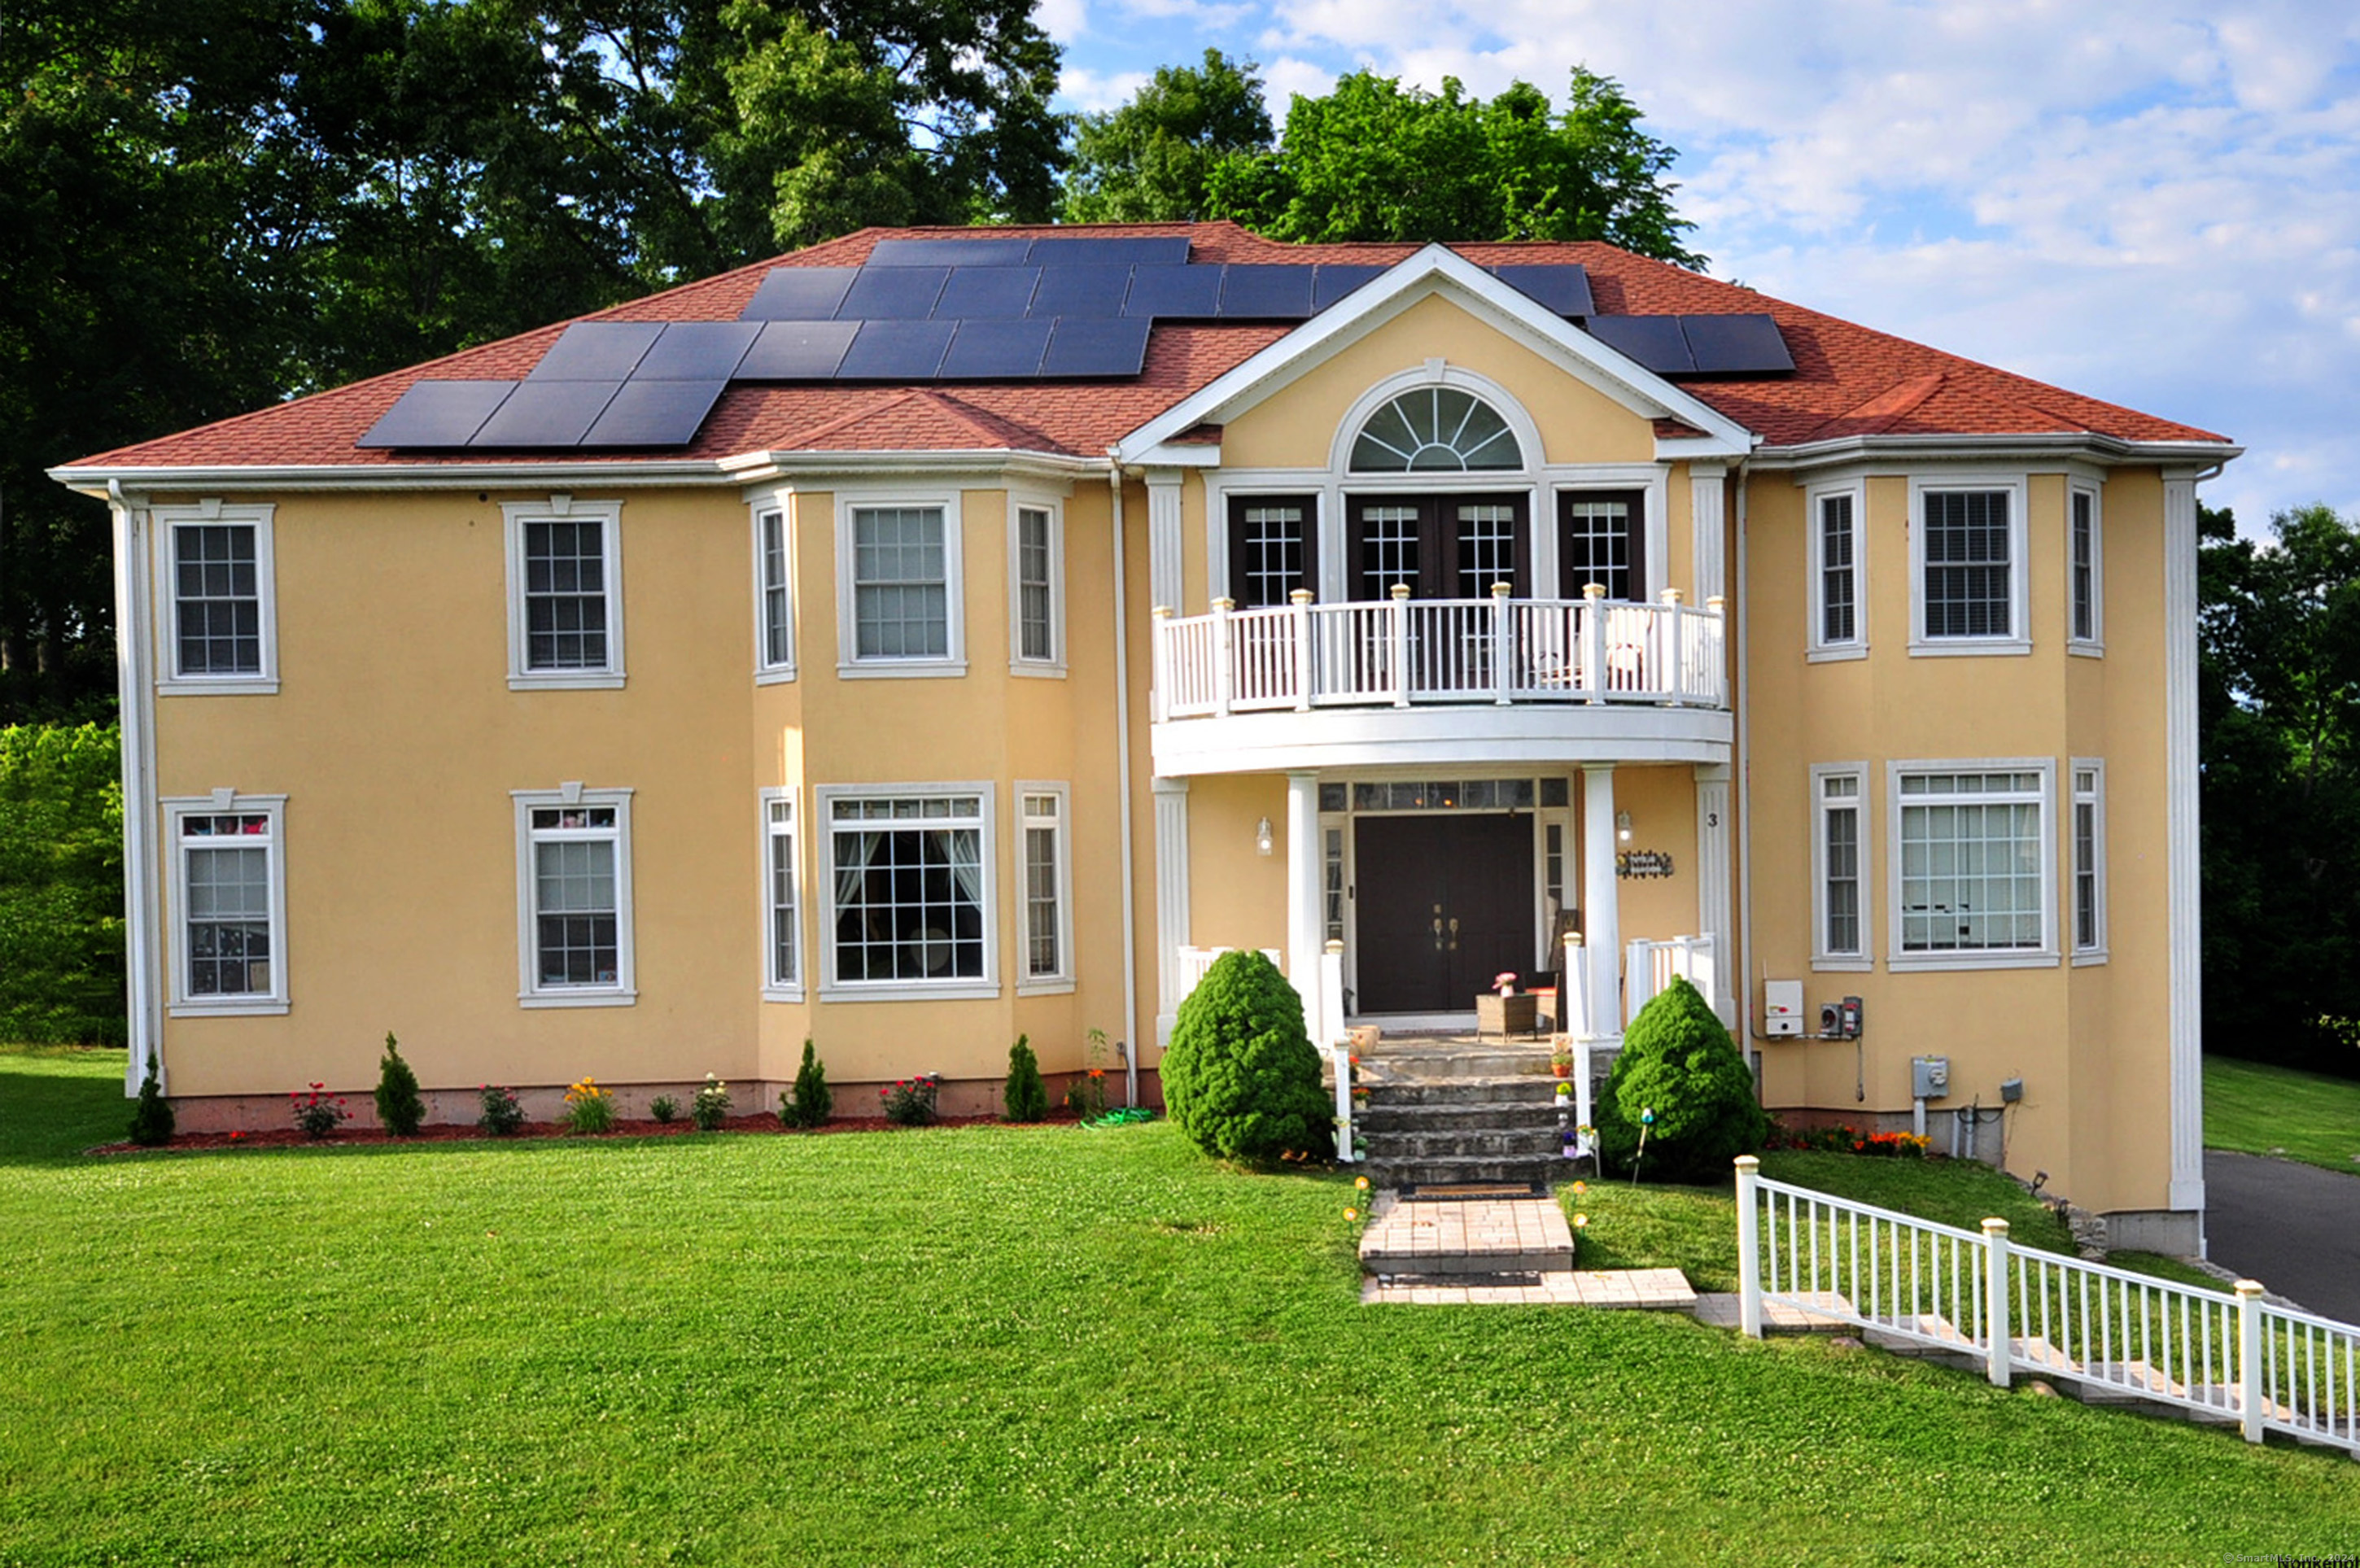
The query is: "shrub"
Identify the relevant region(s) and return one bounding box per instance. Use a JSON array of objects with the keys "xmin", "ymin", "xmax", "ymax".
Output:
[
  {"xmin": 1003, "ymin": 1035, "xmax": 1048, "ymax": 1122},
  {"xmin": 477, "ymin": 1085, "xmax": 527, "ymax": 1136},
  {"xmin": 1596, "ymin": 976, "xmax": 1767, "ymax": 1182},
  {"xmin": 563, "ymin": 1077, "xmax": 614, "ymax": 1134},
  {"xmin": 127, "ymin": 1053, "xmax": 173, "ymax": 1147},
  {"xmin": 1064, "ymin": 1068, "xmax": 1108, "ymax": 1120},
  {"xmin": 691, "ymin": 1074, "xmax": 732, "ymax": 1131},
  {"xmin": 780, "ymin": 1039, "xmax": 831, "ymax": 1129},
  {"xmin": 291, "ymin": 1083, "xmax": 351, "ymax": 1140},
  {"xmin": 1161, "ymin": 949, "xmax": 1332, "ymax": 1160},
  {"xmin": 881, "ymin": 1073, "xmax": 940, "ymax": 1126},
  {"xmin": 374, "ymin": 1032, "xmax": 426, "ymax": 1137},
  {"xmin": 650, "ymin": 1094, "xmax": 680, "ymax": 1124}
]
